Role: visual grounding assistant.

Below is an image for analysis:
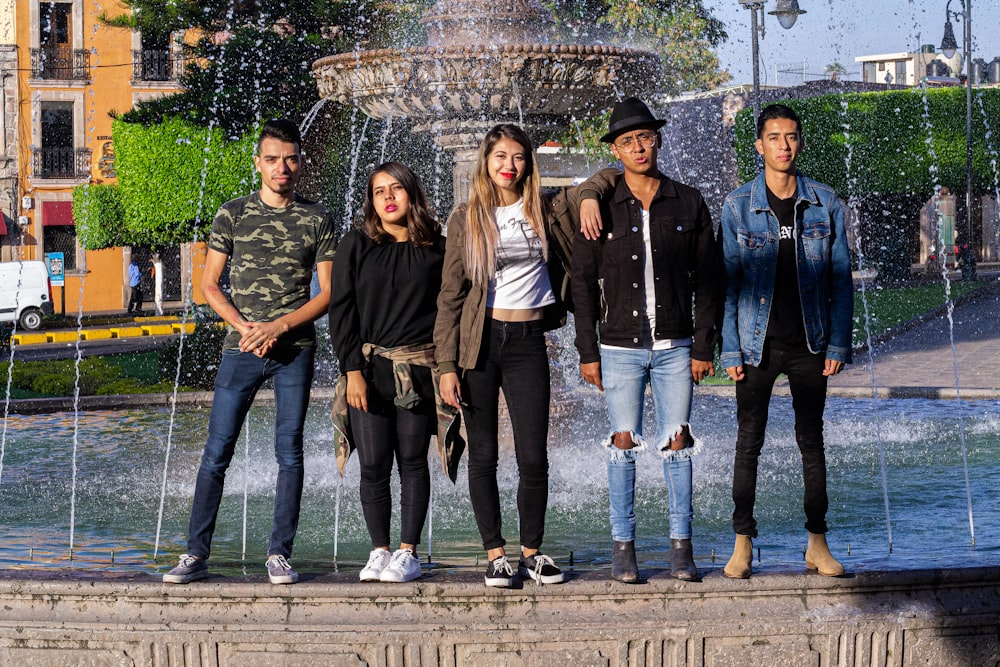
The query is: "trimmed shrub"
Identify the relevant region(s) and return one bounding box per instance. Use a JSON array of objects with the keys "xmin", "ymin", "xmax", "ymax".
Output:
[
  {"xmin": 734, "ymin": 87, "xmax": 1000, "ymax": 197},
  {"xmin": 73, "ymin": 184, "xmax": 126, "ymax": 250},
  {"xmin": 157, "ymin": 316, "xmax": 227, "ymax": 391}
]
